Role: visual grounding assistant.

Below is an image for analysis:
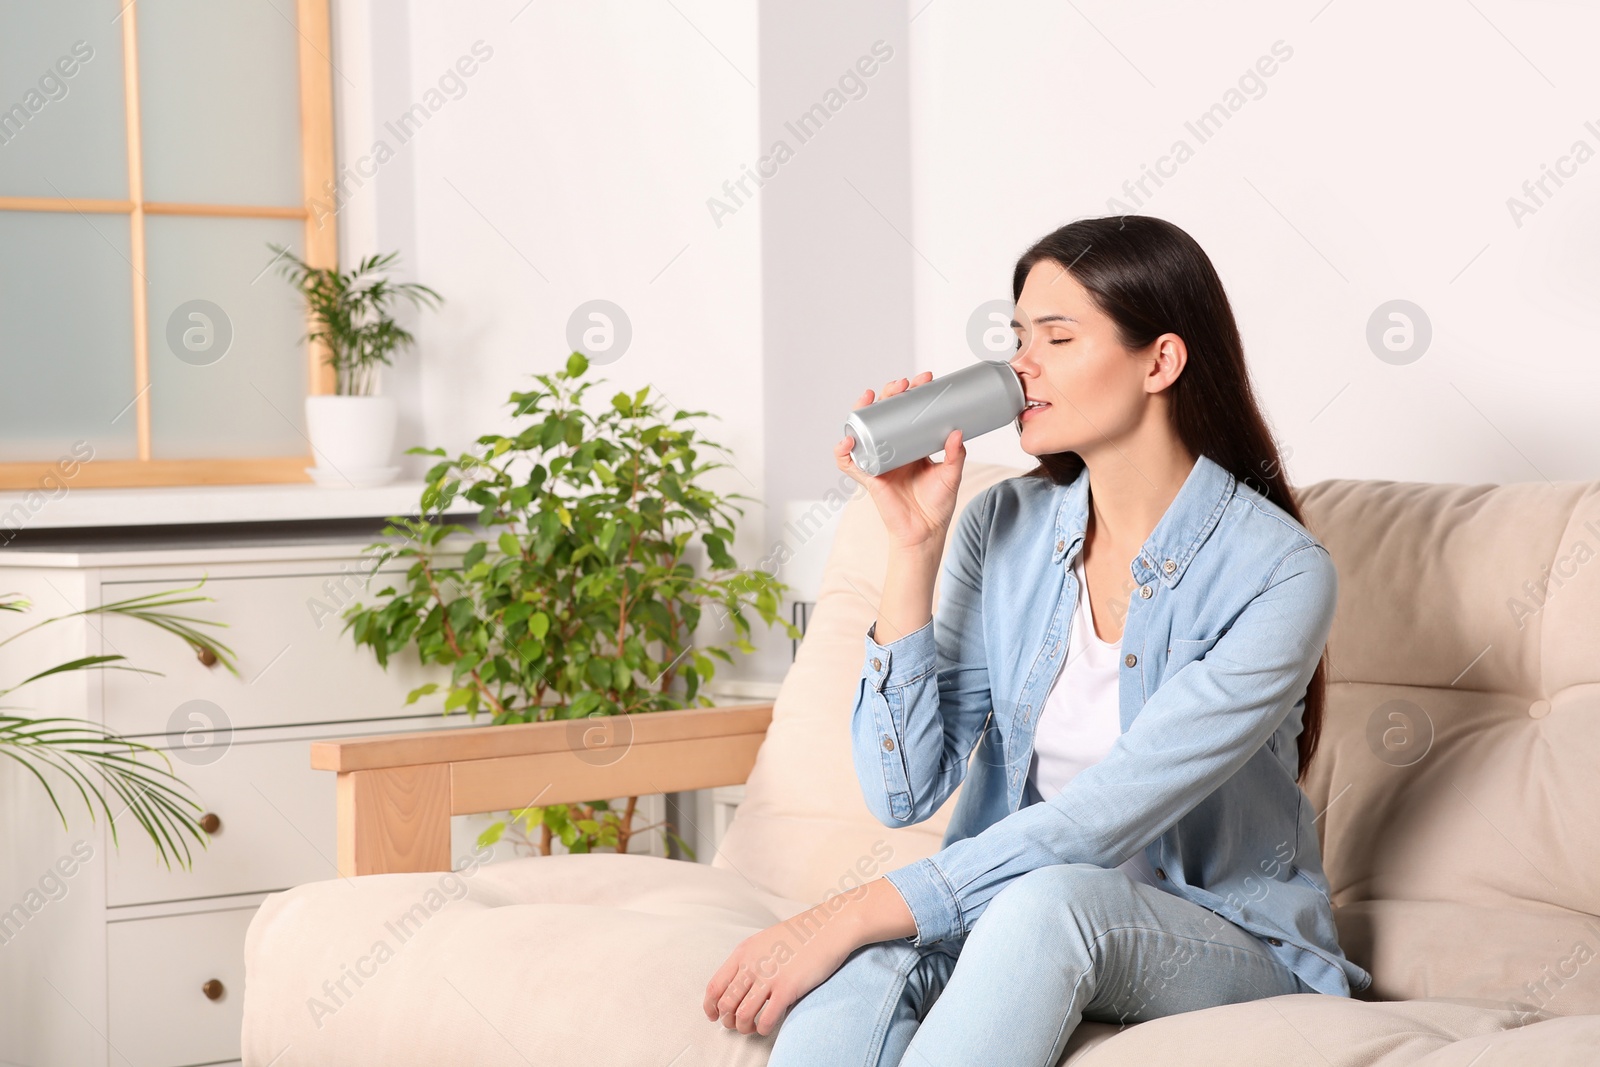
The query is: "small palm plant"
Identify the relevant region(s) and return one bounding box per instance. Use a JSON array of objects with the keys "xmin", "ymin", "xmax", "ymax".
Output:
[
  {"xmin": 269, "ymin": 245, "xmax": 442, "ymax": 396},
  {"xmin": 0, "ymin": 581, "xmax": 238, "ymax": 870}
]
